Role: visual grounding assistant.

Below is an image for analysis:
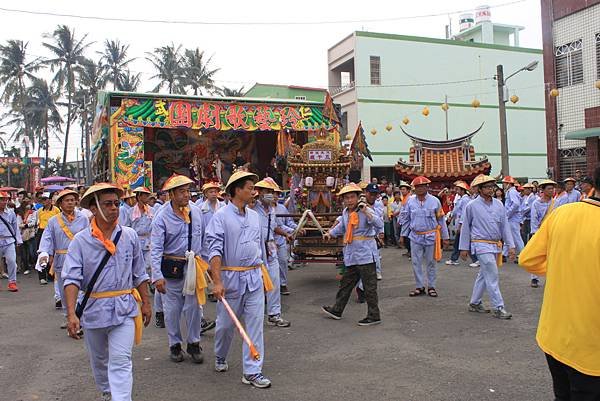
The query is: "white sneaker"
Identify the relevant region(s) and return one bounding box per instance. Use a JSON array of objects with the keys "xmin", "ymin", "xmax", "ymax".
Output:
[
  {"xmin": 1, "ymin": 273, "xmax": 8, "ymax": 279},
  {"xmin": 40, "ymin": 279, "xmax": 48, "ymax": 285},
  {"xmin": 23, "ymin": 270, "xmax": 30, "ymax": 275},
  {"xmin": 445, "ymin": 260, "xmax": 459, "ymax": 265},
  {"xmin": 469, "ymin": 261, "xmax": 480, "ymax": 268},
  {"xmin": 376, "ymin": 272, "xmax": 382, "ymax": 280}
]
